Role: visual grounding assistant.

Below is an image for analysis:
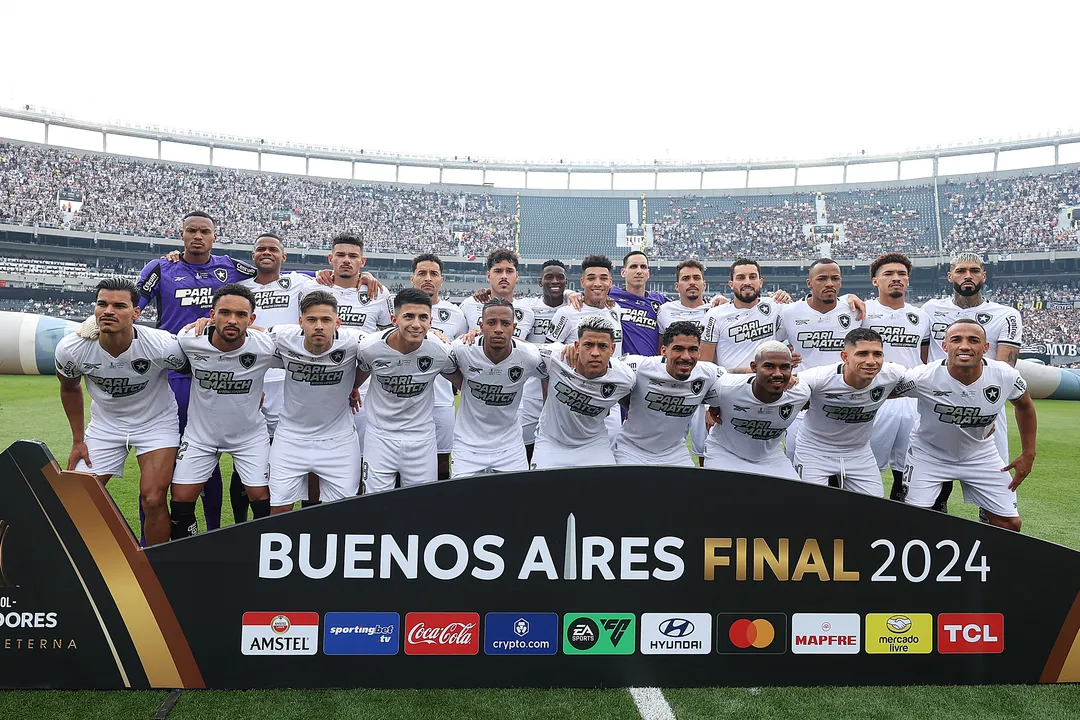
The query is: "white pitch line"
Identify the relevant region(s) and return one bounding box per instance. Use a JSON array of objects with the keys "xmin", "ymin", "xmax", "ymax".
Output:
[{"xmin": 628, "ymin": 687, "xmax": 676, "ymax": 720}]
